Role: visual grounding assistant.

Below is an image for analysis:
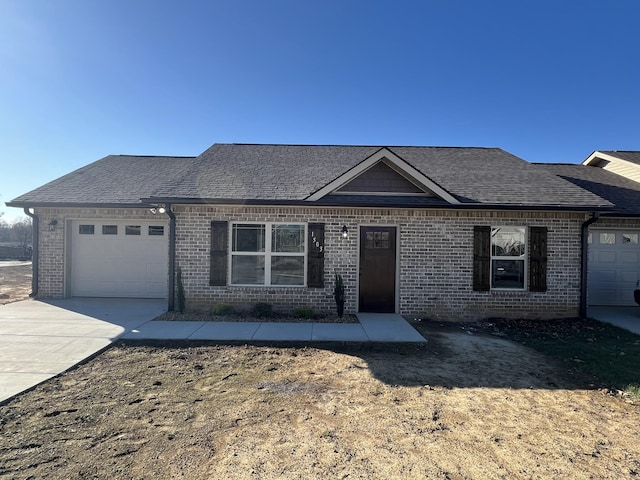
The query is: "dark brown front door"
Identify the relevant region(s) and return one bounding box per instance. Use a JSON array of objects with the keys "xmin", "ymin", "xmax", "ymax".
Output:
[{"xmin": 359, "ymin": 226, "xmax": 397, "ymax": 313}]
